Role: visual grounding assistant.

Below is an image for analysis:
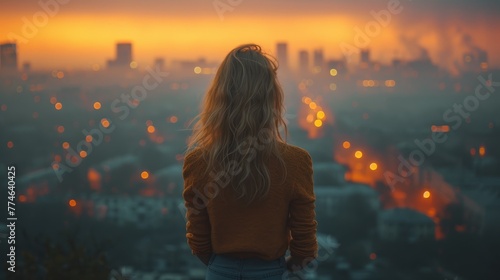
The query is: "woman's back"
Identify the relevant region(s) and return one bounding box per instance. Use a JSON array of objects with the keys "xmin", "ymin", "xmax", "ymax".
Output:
[
  {"xmin": 183, "ymin": 141, "xmax": 317, "ymax": 261},
  {"xmin": 182, "ymin": 44, "xmax": 318, "ymax": 278}
]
